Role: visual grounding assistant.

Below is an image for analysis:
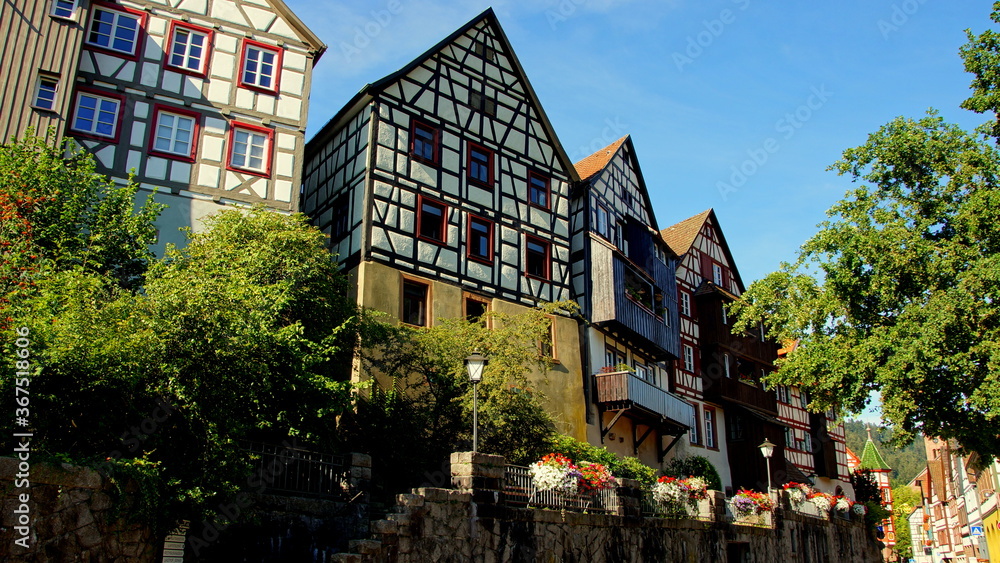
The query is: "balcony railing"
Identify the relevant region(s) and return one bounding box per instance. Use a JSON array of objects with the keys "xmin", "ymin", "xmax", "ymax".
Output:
[
  {"xmin": 595, "ymin": 371, "xmax": 690, "ymax": 425},
  {"xmin": 502, "ymin": 464, "xmax": 619, "ymax": 514},
  {"xmin": 703, "ymin": 376, "xmax": 777, "ymax": 414},
  {"xmin": 241, "ymin": 441, "xmax": 351, "ymax": 500}
]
